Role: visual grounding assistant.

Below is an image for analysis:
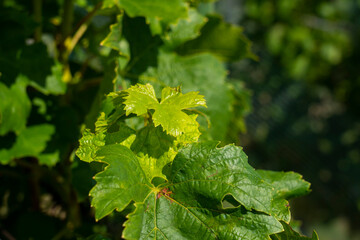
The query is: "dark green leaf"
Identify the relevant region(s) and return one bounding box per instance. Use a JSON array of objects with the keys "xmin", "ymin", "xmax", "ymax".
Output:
[
  {"xmin": 164, "ymin": 8, "xmax": 207, "ymax": 48},
  {"xmin": 177, "ymin": 15, "xmax": 256, "ymax": 62},
  {"xmin": 131, "ymin": 125, "xmax": 175, "ymax": 158},
  {"xmin": 271, "ymin": 221, "xmax": 319, "ymax": 240}
]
